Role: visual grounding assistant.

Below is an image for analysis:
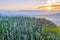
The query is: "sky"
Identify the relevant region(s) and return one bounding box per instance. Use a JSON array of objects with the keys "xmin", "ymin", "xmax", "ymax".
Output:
[
  {"xmin": 0, "ymin": 0, "xmax": 60, "ymax": 25},
  {"xmin": 0, "ymin": 0, "xmax": 60, "ymax": 10}
]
